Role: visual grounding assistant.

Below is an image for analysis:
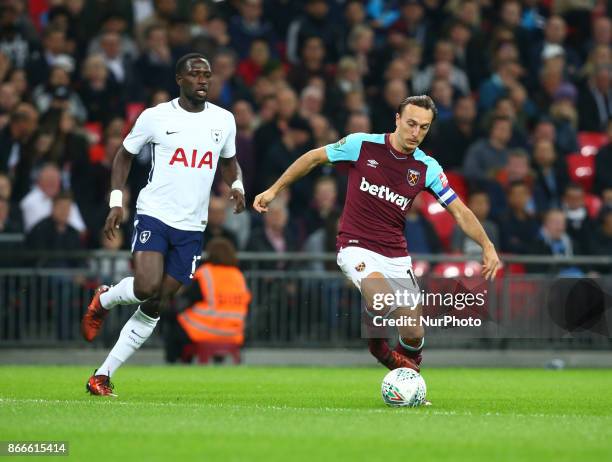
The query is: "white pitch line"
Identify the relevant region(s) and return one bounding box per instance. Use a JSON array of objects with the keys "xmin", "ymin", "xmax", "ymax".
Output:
[{"xmin": 0, "ymin": 398, "xmax": 608, "ymax": 419}]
